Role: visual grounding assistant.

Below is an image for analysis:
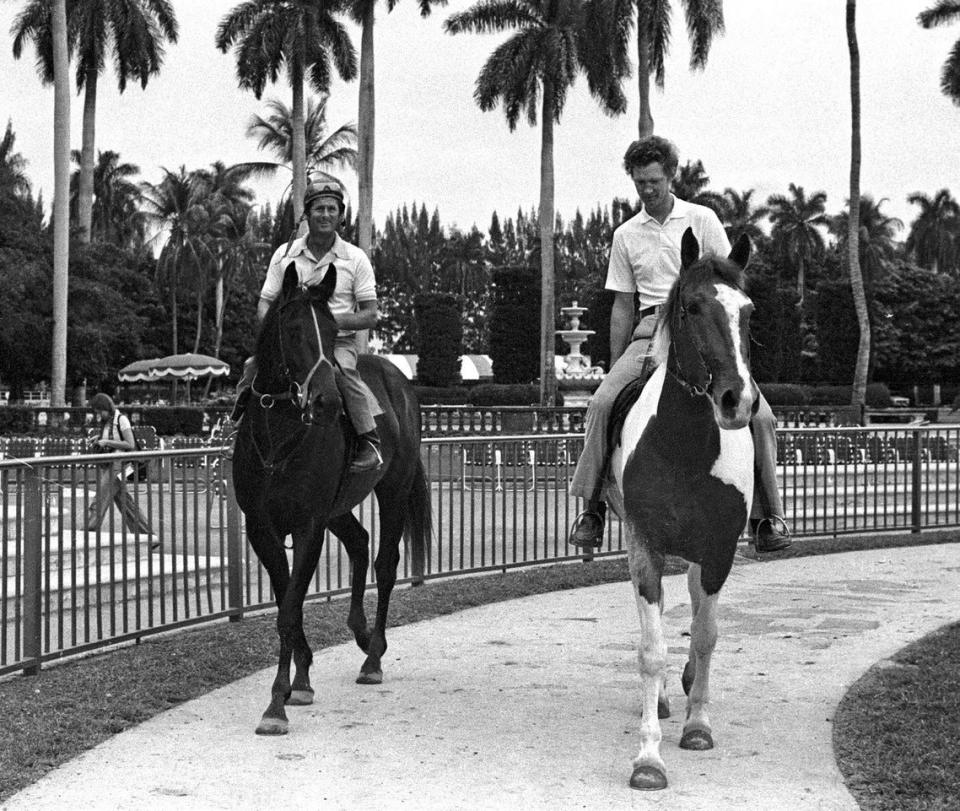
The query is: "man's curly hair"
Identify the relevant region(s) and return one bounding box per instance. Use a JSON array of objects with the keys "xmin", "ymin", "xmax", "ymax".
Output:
[{"xmin": 623, "ymin": 136, "xmax": 680, "ymax": 177}]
